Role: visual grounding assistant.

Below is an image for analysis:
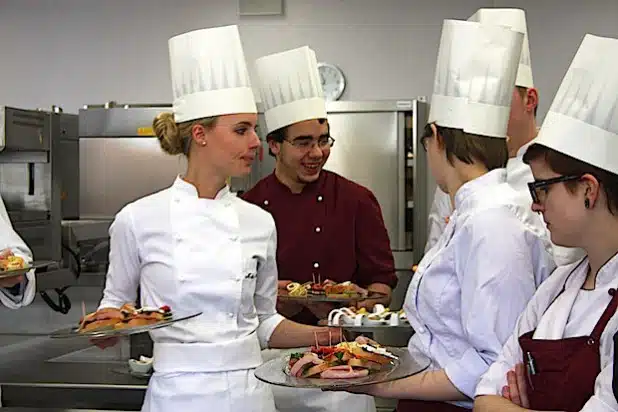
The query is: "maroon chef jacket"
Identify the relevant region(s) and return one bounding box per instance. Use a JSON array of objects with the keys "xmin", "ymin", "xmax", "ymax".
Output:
[{"xmin": 242, "ymin": 170, "xmax": 397, "ymax": 325}]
